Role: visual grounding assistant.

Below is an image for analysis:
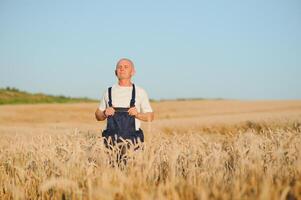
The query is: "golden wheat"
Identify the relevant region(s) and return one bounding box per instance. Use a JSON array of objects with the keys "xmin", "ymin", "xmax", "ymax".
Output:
[
  {"xmin": 0, "ymin": 120, "xmax": 300, "ymax": 200},
  {"xmin": 1, "ymin": 101, "xmax": 301, "ymax": 199}
]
